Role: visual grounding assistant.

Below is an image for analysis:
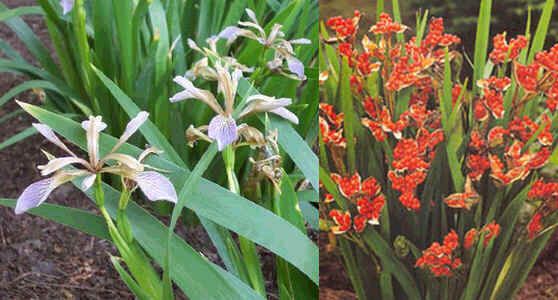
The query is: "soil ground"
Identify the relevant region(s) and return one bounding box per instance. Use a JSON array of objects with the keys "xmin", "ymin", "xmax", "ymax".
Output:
[
  {"xmin": 0, "ymin": 1, "xmax": 556, "ymax": 299},
  {"xmin": 0, "ymin": 1, "xmax": 277, "ymax": 299}
]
